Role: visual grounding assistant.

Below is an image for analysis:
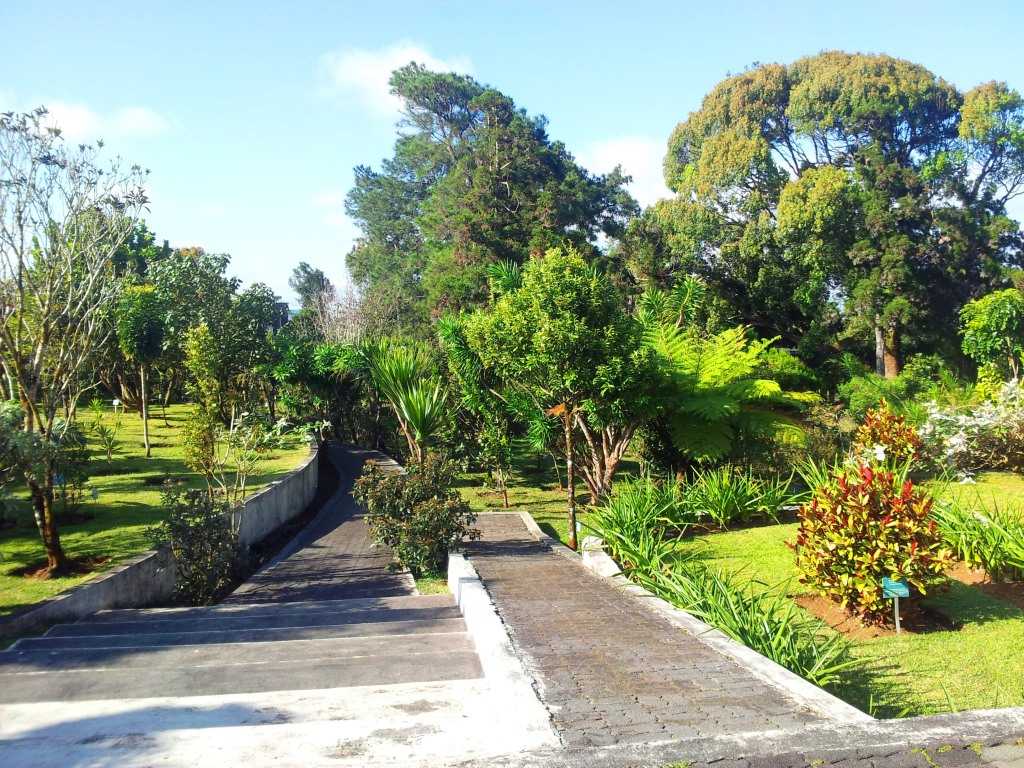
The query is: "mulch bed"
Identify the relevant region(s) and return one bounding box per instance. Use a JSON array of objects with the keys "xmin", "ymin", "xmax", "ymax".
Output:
[
  {"xmin": 11, "ymin": 555, "xmax": 111, "ymax": 580},
  {"xmin": 795, "ymin": 593, "xmax": 956, "ymax": 639},
  {"xmin": 947, "ymin": 562, "xmax": 1024, "ymax": 612}
]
